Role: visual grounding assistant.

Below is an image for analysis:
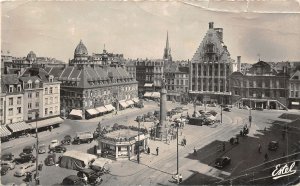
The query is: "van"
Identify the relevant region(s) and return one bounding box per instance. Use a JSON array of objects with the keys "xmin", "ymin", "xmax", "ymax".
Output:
[{"xmin": 14, "ymin": 163, "xmax": 36, "ymax": 177}]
